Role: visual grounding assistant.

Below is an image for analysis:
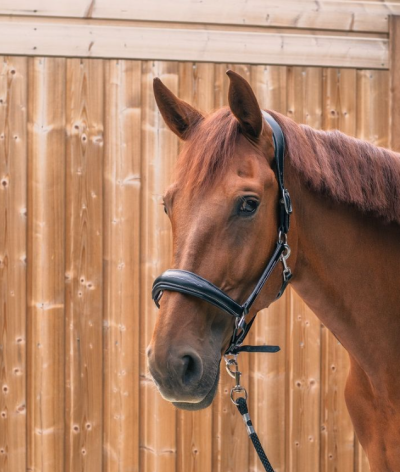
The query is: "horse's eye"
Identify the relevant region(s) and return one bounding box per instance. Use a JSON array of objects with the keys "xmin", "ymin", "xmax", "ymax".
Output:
[
  {"xmin": 239, "ymin": 198, "xmax": 259, "ymax": 215},
  {"xmin": 163, "ymin": 205, "xmax": 168, "ymax": 215}
]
